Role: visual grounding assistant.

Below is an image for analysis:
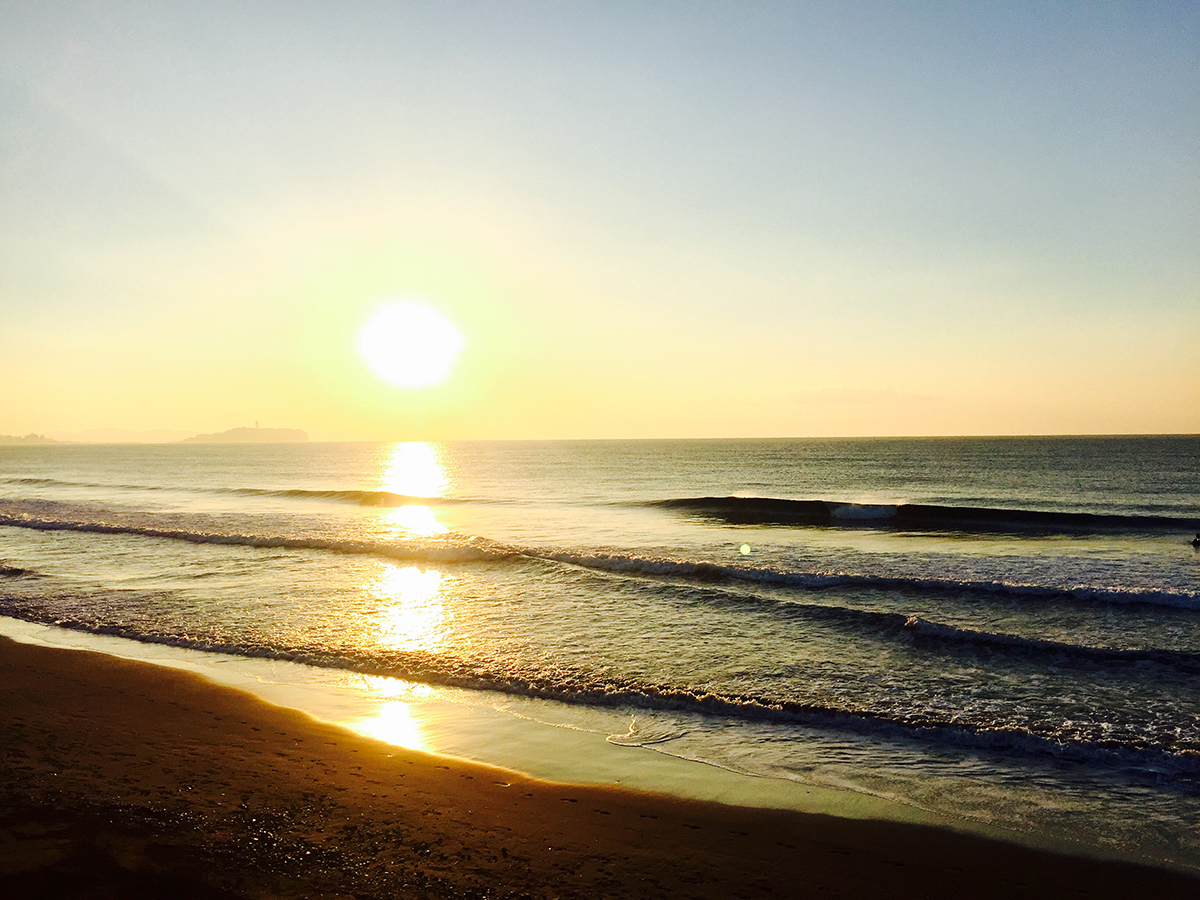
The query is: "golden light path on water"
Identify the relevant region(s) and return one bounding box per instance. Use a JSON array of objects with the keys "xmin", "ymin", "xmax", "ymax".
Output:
[
  {"xmin": 380, "ymin": 441, "xmax": 452, "ymax": 536},
  {"xmin": 349, "ymin": 676, "xmax": 435, "ymax": 752},
  {"xmin": 349, "ymin": 441, "xmax": 457, "ymax": 750},
  {"xmin": 384, "ymin": 505, "xmax": 448, "ymax": 536},
  {"xmin": 381, "ymin": 441, "xmax": 452, "ymax": 498},
  {"xmin": 374, "ymin": 565, "xmax": 448, "ymax": 653}
]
